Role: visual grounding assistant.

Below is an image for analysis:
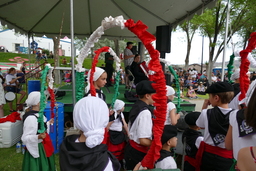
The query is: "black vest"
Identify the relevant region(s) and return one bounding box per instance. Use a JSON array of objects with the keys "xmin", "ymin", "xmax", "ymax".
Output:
[
  {"xmin": 129, "ymin": 100, "xmax": 154, "ymax": 128},
  {"xmin": 182, "ymin": 128, "xmax": 202, "ymax": 158},
  {"xmin": 207, "ymin": 107, "xmax": 233, "ymax": 146},
  {"xmin": 85, "ymin": 89, "xmax": 106, "ymax": 101},
  {"xmin": 236, "ymin": 109, "xmax": 256, "ymax": 137}
]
